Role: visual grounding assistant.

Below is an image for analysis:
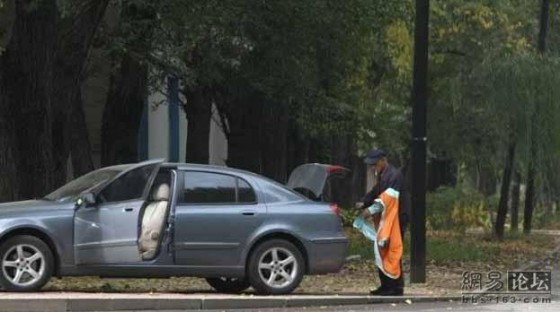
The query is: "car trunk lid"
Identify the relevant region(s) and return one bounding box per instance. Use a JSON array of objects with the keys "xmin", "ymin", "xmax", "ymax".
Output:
[{"xmin": 286, "ymin": 163, "xmax": 350, "ymax": 202}]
